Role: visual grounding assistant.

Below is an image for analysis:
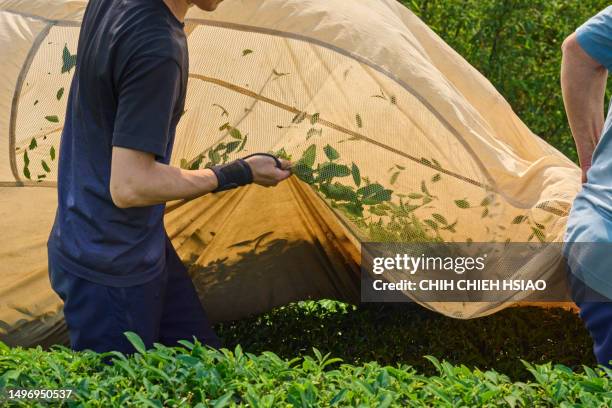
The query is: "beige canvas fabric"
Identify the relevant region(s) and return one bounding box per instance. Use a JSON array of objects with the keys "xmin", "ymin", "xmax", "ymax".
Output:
[{"xmin": 0, "ymin": 0, "xmax": 581, "ymax": 346}]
